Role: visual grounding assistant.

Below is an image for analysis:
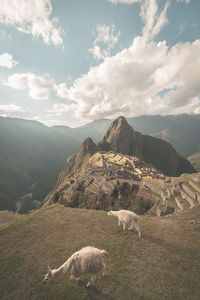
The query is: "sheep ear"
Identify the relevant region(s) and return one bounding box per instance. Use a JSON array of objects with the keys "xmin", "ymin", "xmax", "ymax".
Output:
[{"xmin": 48, "ymin": 266, "xmax": 51, "ymax": 272}]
